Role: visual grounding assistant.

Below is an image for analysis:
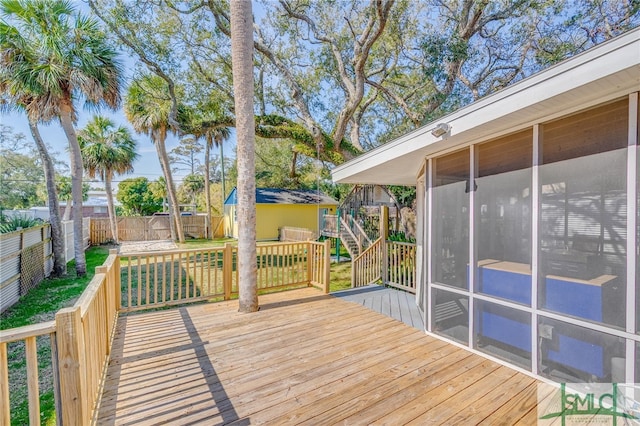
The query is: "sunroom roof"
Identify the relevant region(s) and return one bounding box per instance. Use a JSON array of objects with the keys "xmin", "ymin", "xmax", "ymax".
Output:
[{"xmin": 332, "ymin": 28, "xmax": 640, "ymax": 186}]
